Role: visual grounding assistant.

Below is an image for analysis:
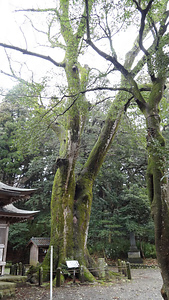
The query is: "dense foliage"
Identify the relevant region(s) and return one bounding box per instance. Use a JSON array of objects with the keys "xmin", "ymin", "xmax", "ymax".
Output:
[{"xmin": 88, "ymin": 112, "xmax": 154, "ymax": 258}]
